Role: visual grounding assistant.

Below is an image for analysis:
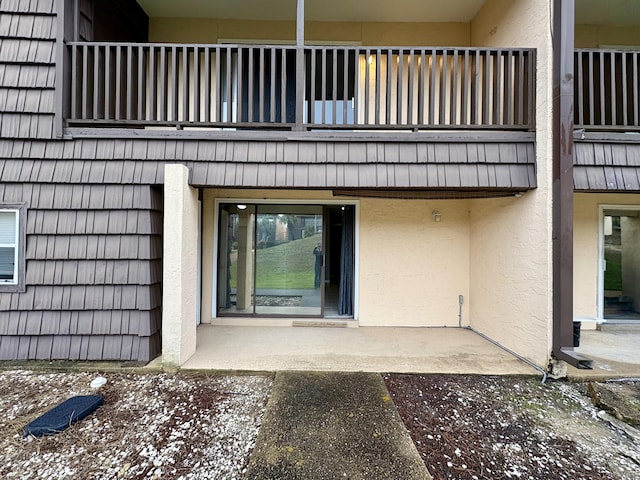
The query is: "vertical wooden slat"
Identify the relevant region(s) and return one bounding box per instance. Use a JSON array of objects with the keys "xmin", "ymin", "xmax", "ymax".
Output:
[
  {"xmin": 227, "ymin": 47, "xmax": 234, "ymax": 122},
  {"xmin": 621, "ymin": 52, "xmax": 628, "ymax": 126},
  {"xmin": 461, "ymin": 50, "xmax": 469, "ymax": 126},
  {"xmin": 354, "ymin": 49, "xmax": 360, "ymax": 125},
  {"xmin": 193, "ymin": 46, "xmax": 200, "ymax": 123},
  {"xmin": 159, "ymin": 46, "xmax": 166, "ymax": 122},
  {"xmin": 248, "ymin": 47, "xmax": 254, "ymax": 123},
  {"xmin": 576, "ymin": 51, "xmax": 584, "ymax": 126},
  {"xmin": 137, "ymin": 45, "xmax": 145, "ymax": 121},
  {"xmin": 105, "ymin": 45, "xmax": 111, "ymax": 120},
  {"xmin": 610, "ymin": 52, "xmax": 616, "ymax": 126},
  {"xmin": 92, "ymin": 45, "xmax": 99, "ymax": 119},
  {"xmin": 493, "ymin": 50, "xmax": 502, "ymax": 125},
  {"xmin": 216, "ymin": 47, "xmax": 222, "ymax": 123},
  {"xmin": 343, "ymin": 48, "xmax": 349, "ymax": 124},
  {"xmin": 483, "ymin": 50, "xmax": 491, "ymax": 125},
  {"xmin": 472, "ymin": 51, "xmax": 480, "ymax": 125},
  {"xmin": 204, "ymin": 47, "xmax": 211, "ymax": 122},
  {"xmin": 634, "ymin": 52, "xmax": 639, "ymax": 126},
  {"xmin": 321, "ymin": 48, "xmax": 327, "ymax": 124},
  {"xmin": 148, "ymin": 46, "xmax": 155, "ymax": 122},
  {"xmin": 310, "ymin": 48, "xmax": 316, "ymax": 124},
  {"xmin": 126, "ymin": 45, "xmax": 133, "ymax": 120},
  {"xmin": 281, "ymin": 48, "xmax": 287, "ymax": 123},
  {"xmin": 181, "ymin": 46, "xmax": 189, "ymax": 123},
  {"xmin": 270, "ymin": 47, "xmax": 276, "ymax": 123},
  {"xmin": 115, "ymin": 45, "xmax": 121, "ymax": 120},
  {"xmin": 440, "ymin": 50, "xmax": 447, "ymax": 124},
  {"xmin": 408, "ymin": 50, "xmax": 415, "ymax": 125},
  {"xmin": 516, "ymin": 51, "xmax": 524, "ymax": 125},
  {"xmin": 382, "ymin": 49, "xmax": 389, "ymax": 125},
  {"xmin": 588, "ymin": 51, "xmax": 594, "ymax": 126},
  {"xmin": 527, "ymin": 50, "xmax": 535, "ymax": 129},
  {"xmin": 332, "ymin": 48, "xmax": 338, "ymax": 124},
  {"xmin": 397, "ymin": 49, "xmax": 404, "ymax": 124},
  {"xmin": 364, "ymin": 49, "xmax": 370, "ymax": 125},
  {"xmin": 171, "ymin": 46, "xmax": 178, "ymax": 122},
  {"xmin": 505, "ymin": 51, "xmax": 513, "ymax": 126},
  {"xmin": 429, "ymin": 48, "xmax": 437, "ymax": 124},
  {"xmin": 259, "ymin": 47, "xmax": 265, "ymax": 123},
  {"xmin": 599, "ymin": 52, "xmax": 605, "ymax": 126},
  {"xmin": 237, "ymin": 47, "xmax": 244, "ymax": 123},
  {"xmin": 451, "ymin": 50, "xmax": 459, "ymax": 125},
  {"xmin": 418, "ymin": 50, "xmax": 425, "ymax": 125},
  {"xmin": 82, "ymin": 44, "xmax": 88, "ymax": 119},
  {"xmin": 71, "ymin": 45, "xmax": 78, "ymax": 119}
]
